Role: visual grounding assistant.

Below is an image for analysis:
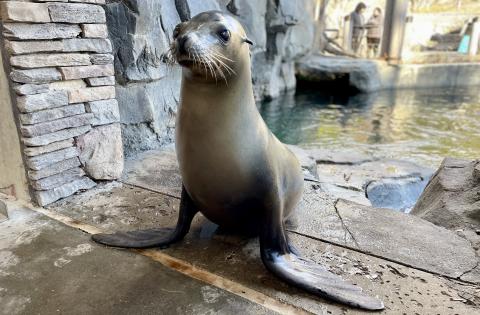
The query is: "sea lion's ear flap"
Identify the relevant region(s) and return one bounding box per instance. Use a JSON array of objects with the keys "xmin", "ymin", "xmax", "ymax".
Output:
[{"xmin": 243, "ymin": 37, "xmax": 254, "ymax": 46}]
